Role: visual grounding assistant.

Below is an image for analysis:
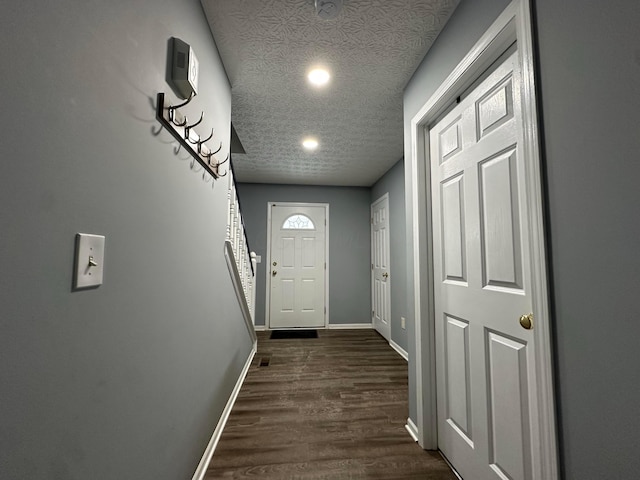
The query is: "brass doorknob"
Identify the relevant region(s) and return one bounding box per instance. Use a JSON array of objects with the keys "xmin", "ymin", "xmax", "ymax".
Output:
[
  {"xmin": 519, "ymin": 313, "xmax": 533, "ymax": 330},
  {"xmin": 382, "ymin": 272, "xmax": 389, "ymax": 279},
  {"xmin": 272, "ymin": 270, "xmax": 277, "ymax": 276}
]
